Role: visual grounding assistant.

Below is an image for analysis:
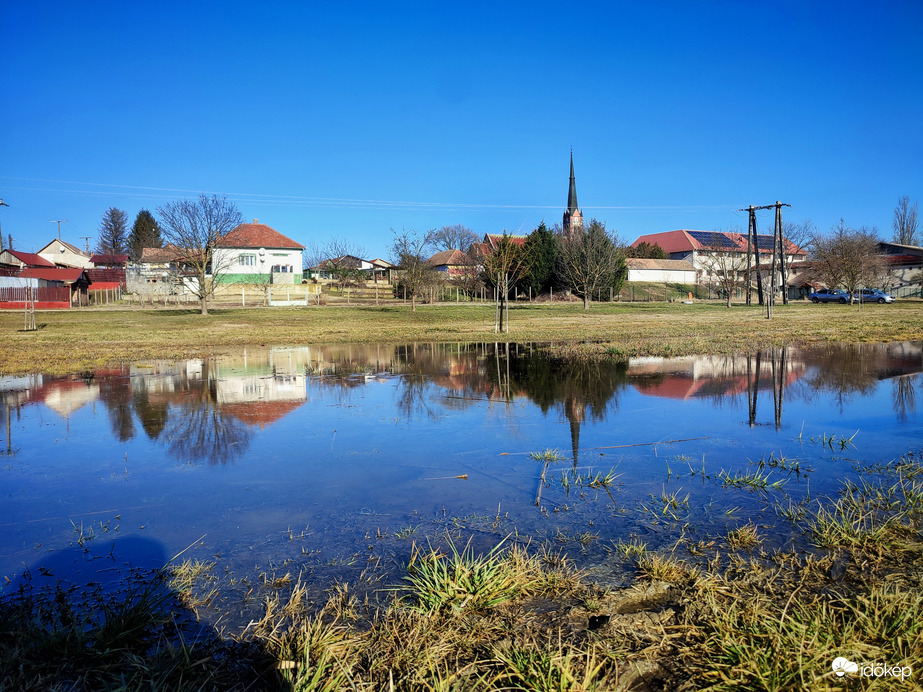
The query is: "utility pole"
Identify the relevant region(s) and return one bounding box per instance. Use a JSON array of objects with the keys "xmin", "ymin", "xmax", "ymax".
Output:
[
  {"xmin": 774, "ymin": 201, "xmax": 792, "ymax": 305},
  {"xmin": 50, "ymin": 219, "xmax": 68, "ymax": 240},
  {"xmin": 80, "ymin": 237, "xmax": 93, "ymax": 254},
  {"xmin": 739, "ymin": 201, "xmax": 791, "ymax": 313}
]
